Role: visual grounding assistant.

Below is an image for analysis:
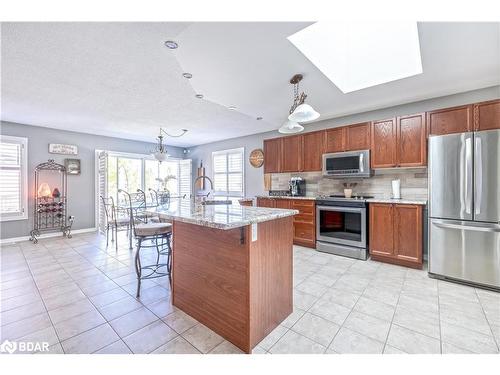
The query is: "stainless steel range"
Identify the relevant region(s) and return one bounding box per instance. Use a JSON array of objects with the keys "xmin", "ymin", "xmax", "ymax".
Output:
[{"xmin": 316, "ymin": 195, "xmax": 372, "ymax": 260}]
